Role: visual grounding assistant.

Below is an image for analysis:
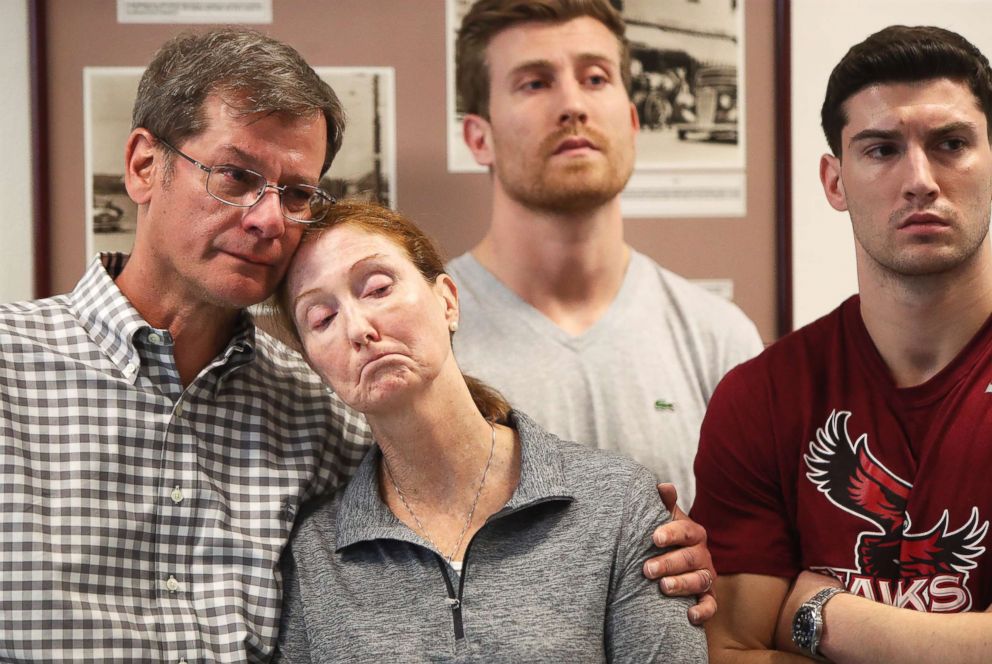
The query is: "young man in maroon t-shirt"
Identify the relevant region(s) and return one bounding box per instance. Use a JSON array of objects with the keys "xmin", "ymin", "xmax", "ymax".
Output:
[{"xmin": 693, "ymin": 26, "xmax": 992, "ymax": 663}]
